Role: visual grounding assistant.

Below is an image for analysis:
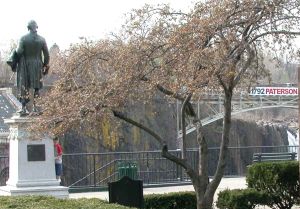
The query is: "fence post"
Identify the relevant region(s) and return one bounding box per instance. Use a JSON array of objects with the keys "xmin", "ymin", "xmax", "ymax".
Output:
[
  {"xmin": 292, "ymin": 152, "xmax": 296, "ymax": 160},
  {"xmin": 93, "ymin": 154, "xmax": 96, "ymax": 187},
  {"xmin": 146, "ymin": 152, "xmax": 149, "ymax": 184},
  {"xmin": 176, "ymin": 151, "xmax": 183, "ymax": 181},
  {"xmin": 258, "ymin": 153, "xmax": 262, "ymax": 162}
]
